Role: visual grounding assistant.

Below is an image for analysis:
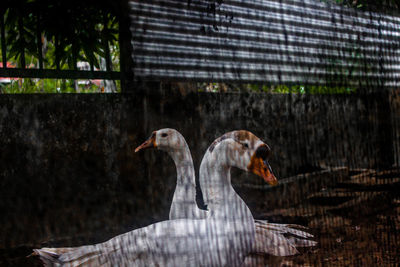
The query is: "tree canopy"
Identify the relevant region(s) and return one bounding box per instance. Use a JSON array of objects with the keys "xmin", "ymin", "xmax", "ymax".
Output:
[{"xmin": 1, "ymin": 0, "xmax": 123, "ymax": 70}]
